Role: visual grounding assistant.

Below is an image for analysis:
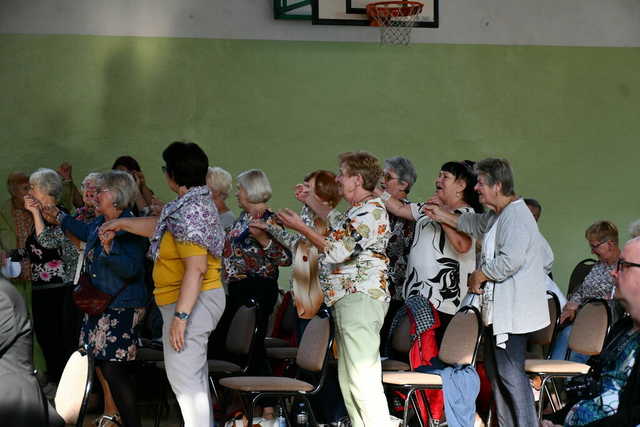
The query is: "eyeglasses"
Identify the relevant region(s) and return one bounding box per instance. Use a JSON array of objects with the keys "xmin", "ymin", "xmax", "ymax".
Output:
[
  {"xmin": 161, "ymin": 166, "xmax": 167, "ymax": 174},
  {"xmin": 616, "ymin": 258, "xmax": 640, "ymax": 273},
  {"xmin": 589, "ymin": 240, "xmax": 610, "ymax": 250}
]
